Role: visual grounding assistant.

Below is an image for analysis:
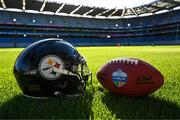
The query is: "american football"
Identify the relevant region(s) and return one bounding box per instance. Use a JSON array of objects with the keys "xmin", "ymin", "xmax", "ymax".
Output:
[{"xmin": 97, "ymin": 58, "xmax": 164, "ymax": 96}]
